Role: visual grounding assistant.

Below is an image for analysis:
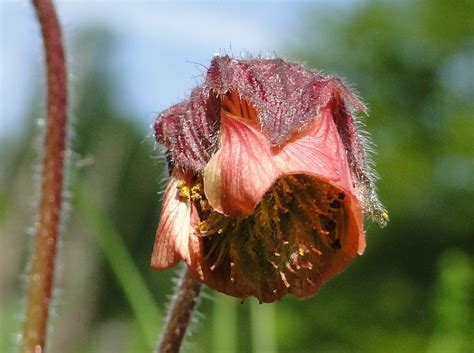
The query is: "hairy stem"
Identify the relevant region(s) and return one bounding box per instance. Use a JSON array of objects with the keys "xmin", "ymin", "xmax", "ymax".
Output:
[
  {"xmin": 157, "ymin": 268, "xmax": 201, "ymax": 353},
  {"xmin": 23, "ymin": 0, "xmax": 67, "ymax": 352}
]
